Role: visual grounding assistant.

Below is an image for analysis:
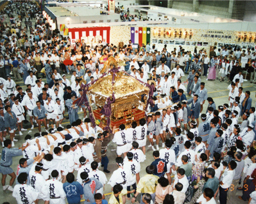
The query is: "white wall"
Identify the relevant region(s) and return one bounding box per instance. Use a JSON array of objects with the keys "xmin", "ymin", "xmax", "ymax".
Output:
[
  {"xmin": 66, "ymin": 7, "xmax": 101, "ymax": 16},
  {"xmin": 57, "ymin": 14, "xmax": 120, "ymax": 28}
]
